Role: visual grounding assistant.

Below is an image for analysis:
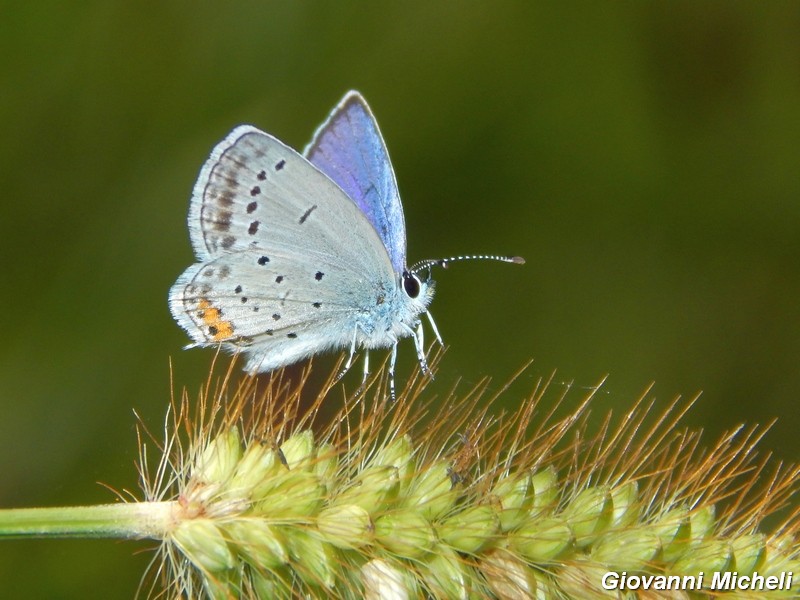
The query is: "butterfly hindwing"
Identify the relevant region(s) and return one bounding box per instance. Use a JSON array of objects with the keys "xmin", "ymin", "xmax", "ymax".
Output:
[{"xmin": 169, "ymin": 250, "xmax": 369, "ymax": 372}]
